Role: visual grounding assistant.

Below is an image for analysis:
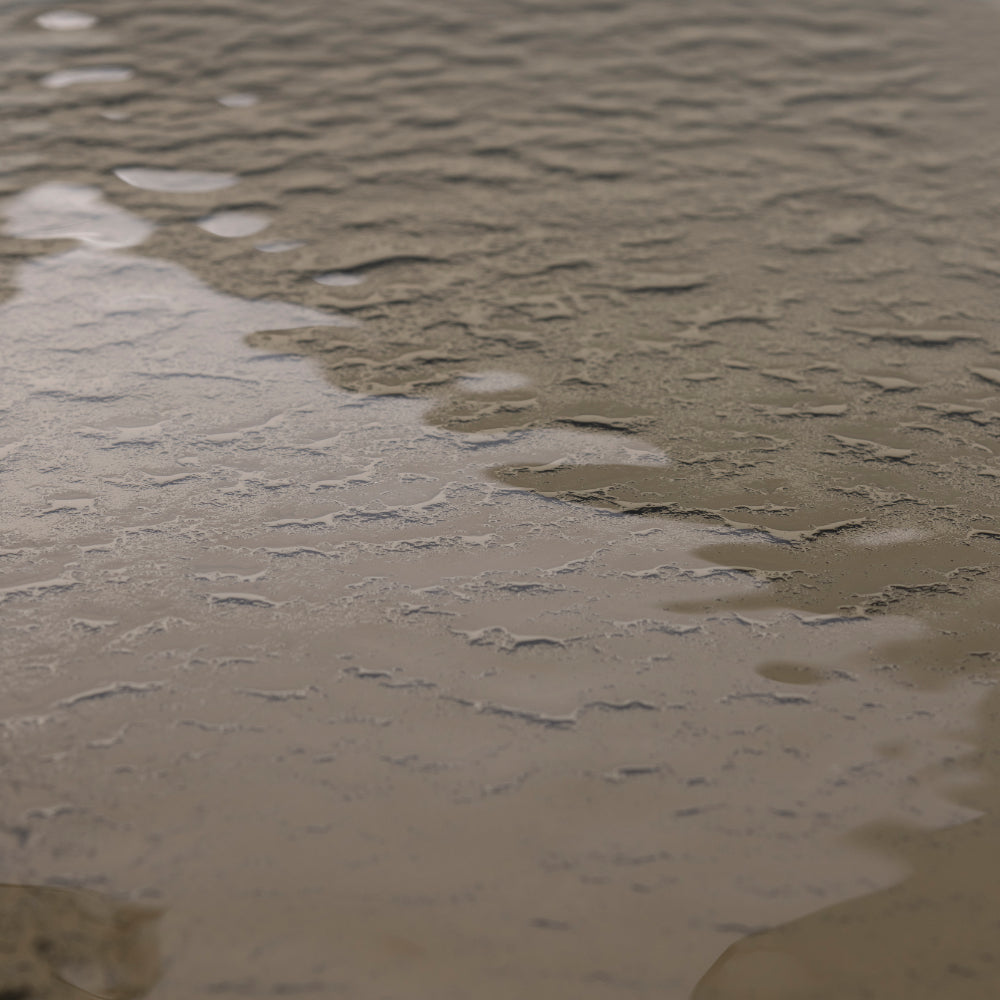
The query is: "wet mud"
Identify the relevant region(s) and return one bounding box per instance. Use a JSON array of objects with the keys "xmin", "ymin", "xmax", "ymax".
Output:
[
  {"xmin": 4, "ymin": 0, "xmax": 1000, "ymax": 996},
  {"xmin": 0, "ymin": 884, "xmax": 160, "ymax": 1000}
]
